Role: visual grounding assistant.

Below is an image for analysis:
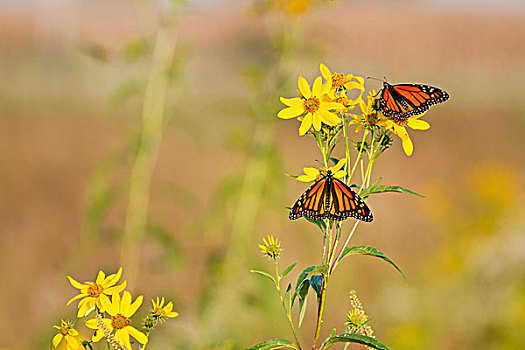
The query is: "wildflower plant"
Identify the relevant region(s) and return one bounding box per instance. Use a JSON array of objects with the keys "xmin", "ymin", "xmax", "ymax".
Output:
[
  {"xmin": 249, "ymin": 63, "xmax": 444, "ymax": 350},
  {"xmin": 53, "ymin": 268, "xmax": 179, "ymax": 350}
]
